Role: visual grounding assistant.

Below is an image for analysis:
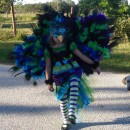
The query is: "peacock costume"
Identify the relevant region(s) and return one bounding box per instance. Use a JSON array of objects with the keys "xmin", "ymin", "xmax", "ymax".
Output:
[{"xmin": 10, "ymin": 11, "xmax": 117, "ymax": 127}]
